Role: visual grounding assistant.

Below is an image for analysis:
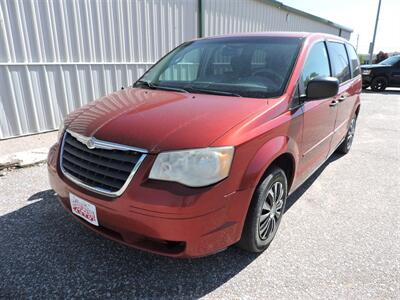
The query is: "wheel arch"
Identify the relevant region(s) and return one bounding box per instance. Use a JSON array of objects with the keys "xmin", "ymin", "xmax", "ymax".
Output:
[
  {"xmin": 372, "ymin": 74, "xmax": 389, "ymax": 83},
  {"xmin": 239, "ymin": 136, "xmax": 299, "ymax": 193},
  {"xmin": 237, "ymin": 141, "xmax": 297, "ymax": 251},
  {"xmin": 355, "ymin": 104, "xmax": 361, "ymax": 117},
  {"xmin": 265, "ymin": 153, "xmax": 296, "ymax": 191}
]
